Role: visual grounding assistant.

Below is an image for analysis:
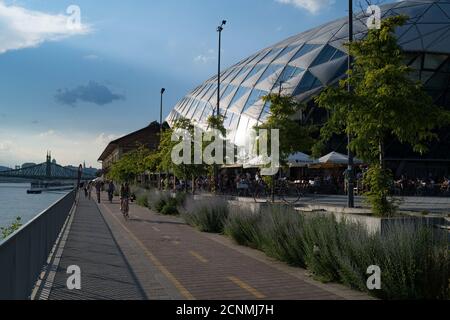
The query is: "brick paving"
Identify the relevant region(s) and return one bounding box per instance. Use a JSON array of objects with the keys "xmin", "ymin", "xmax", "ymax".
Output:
[
  {"xmin": 44, "ymin": 192, "xmax": 371, "ymax": 300},
  {"xmin": 94, "ymin": 193, "xmax": 370, "ymax": 301},
  {"xmin": 46, "ymin": 197, "xmax": 147, "ymax": 300}
]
